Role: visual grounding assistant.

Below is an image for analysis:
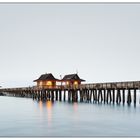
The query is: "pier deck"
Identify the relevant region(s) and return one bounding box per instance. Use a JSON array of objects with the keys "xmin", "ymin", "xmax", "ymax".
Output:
[{"xmin": 0, "ymin": 81, "xmax": 140, "ymax": 105}]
